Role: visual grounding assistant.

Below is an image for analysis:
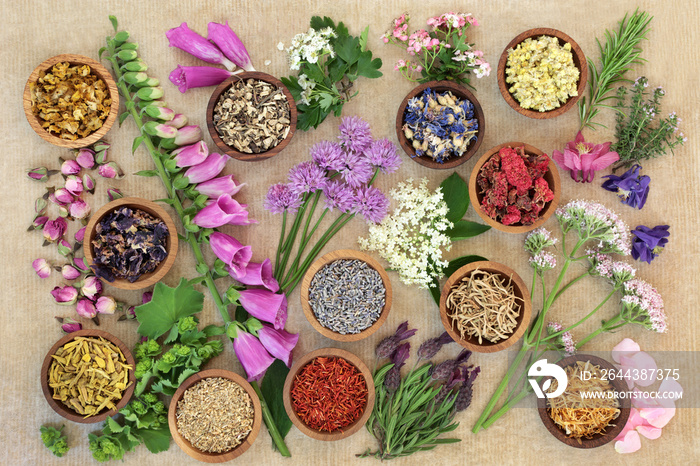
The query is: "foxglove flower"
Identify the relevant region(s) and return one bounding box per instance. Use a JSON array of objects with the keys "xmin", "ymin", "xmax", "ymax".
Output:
[
  {"xmin": 322, "ymin": 179, "xmax": 354, "ymax": 213},
  {"xmin": 196, "ymin": 175, "xmax": 246, "ymax": 198},
  {"xmin": 311, "ymin": 140, "xmax": 345, "ymax": 171},
  {"xmin": 61, "ymin": 159, "xmax": 81, "ymax": 176},
  {"xmin": 288, "ymin": 161, "xmax": 327, "ymax": 194},
  {"xmin": 602, "ymin": 165, "xmax": 651, "ymax": 209},
  {"xmin": 209, "ymin": 232, "xmax": 252, "ymax": 277},
  {"xmin": 264, "ymin": 183, "xmax": 302, "ymax": 214},
  {"xmin": 51, "ymin": 285, "xmax": 78, "ymax": 305},
  {"xmin": 43, "ymin": 218, "xmax": 67, "ymax": 242},
  {"xmin": 364, "ymin": 138, "xmax": 402, "ymax": 174},
  {"xmin": 61, "ymin": 265, "xmax": 81, "ymax": 281},
  {"xmin": 166, "ymin": 22, "xmax": 235, "ymax": 70},
  {"xmin": 238, "ymin": 289, "xmax": 287, "ymax": 330},
  {"xmin": 165, "ymin": 113, "xmax": 188, "ymax": 129},
  {"xmin": 232, "ymin": 329, "xmax": 275, "ymax": 381},
  {"xmin": 81, "ymin": 276, "xmax": 102, "ymax": 300},
  {"xmin": 208, "ymin": 21, "xmax": 255, "ymax": 71},
  {"xmin": 183, "ymin": 153, "xmax": 229, "ymax": 183},
  {"xmin": 96, "ymin": 296, "xmax": 117, "ymax": 314},
  {"xmin": 192, "ymin": 194, "xmax": 255, "ymax": 228},
  {"xmin": 352, "ymin": 185, "xmax": 389, "ymax": 223},
  {"xmin": 76, "ymin": 297, "xmax": 97, "ymax": 318},
  {"xmin": 169, "ymin": 65, "xmax": 234, "ymax": 93},
  {"xmin": 64, "ymin": 175, "xmax": 83, "ymax": 195},
  {"xmin": 98, "ymin": 162, "xmax": 124, "ymax": 179},
  {"xmin": 82, "ymin": 173, "xmax": 95, "ymax": 194},
  {"xmin": 33, "ymin": 258, "xmax": 52, "ymax": 278},
  {"xmin": 258, "ymin": 325, "xmax": 299, "ymax": 367},
  {"xmin": 69, "ymin": 198, "xmax": 91, "ymax": 220},
  {"xmin": 552, "ymin": 131, "xmax": 620, "ymax": 182},
  {"xmin": 631, "ymin": 225, "xmax": 670, "ymax": 264},
  {"xmin": 338, "ymin": 116, "xmax": 373, "ymax": 154},
  {"xmin": 229, "ymin": 258, "xmax": 279, "ymax": 292},
  {"xmin": 172, "ymin": 140, "xmax": 209, "ymax": 167},
  {"xmin": 174, "ymin": 125, "xmax": 204, "ymax": 146}
]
